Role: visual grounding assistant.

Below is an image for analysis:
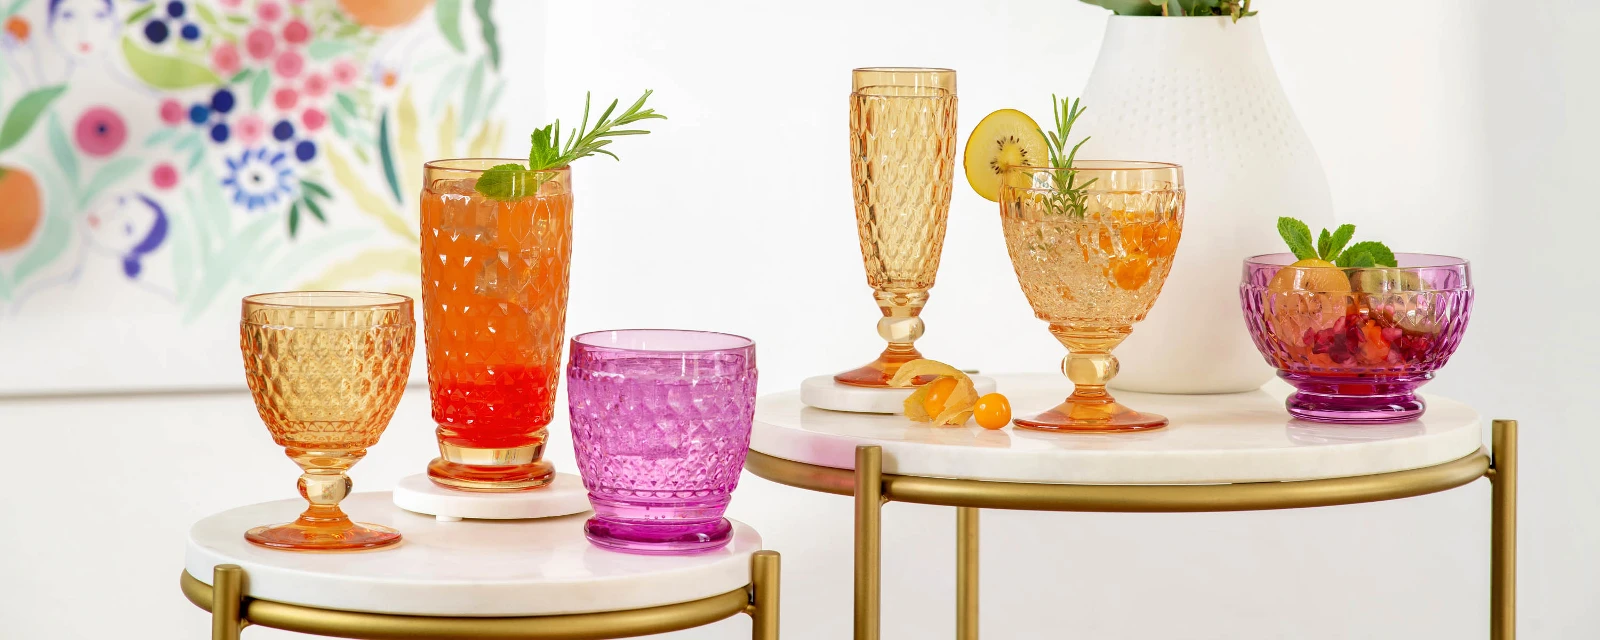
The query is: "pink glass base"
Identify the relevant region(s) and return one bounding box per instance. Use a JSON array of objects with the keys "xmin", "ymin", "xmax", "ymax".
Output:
[
  {"xmin": 1281, "ymin": 371, "xmax": 1430, "ymax": 424},
  {"xmin": 584, "ymin": 516, "xmax": 734, "ymax": 555}
]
